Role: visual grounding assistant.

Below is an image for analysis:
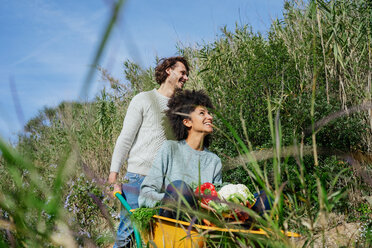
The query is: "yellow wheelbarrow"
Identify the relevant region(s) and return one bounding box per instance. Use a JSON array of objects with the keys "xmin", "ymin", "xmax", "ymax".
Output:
[{"xmin": 114, "ymin": 192, "xmax": 300, "ymax": 248}]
